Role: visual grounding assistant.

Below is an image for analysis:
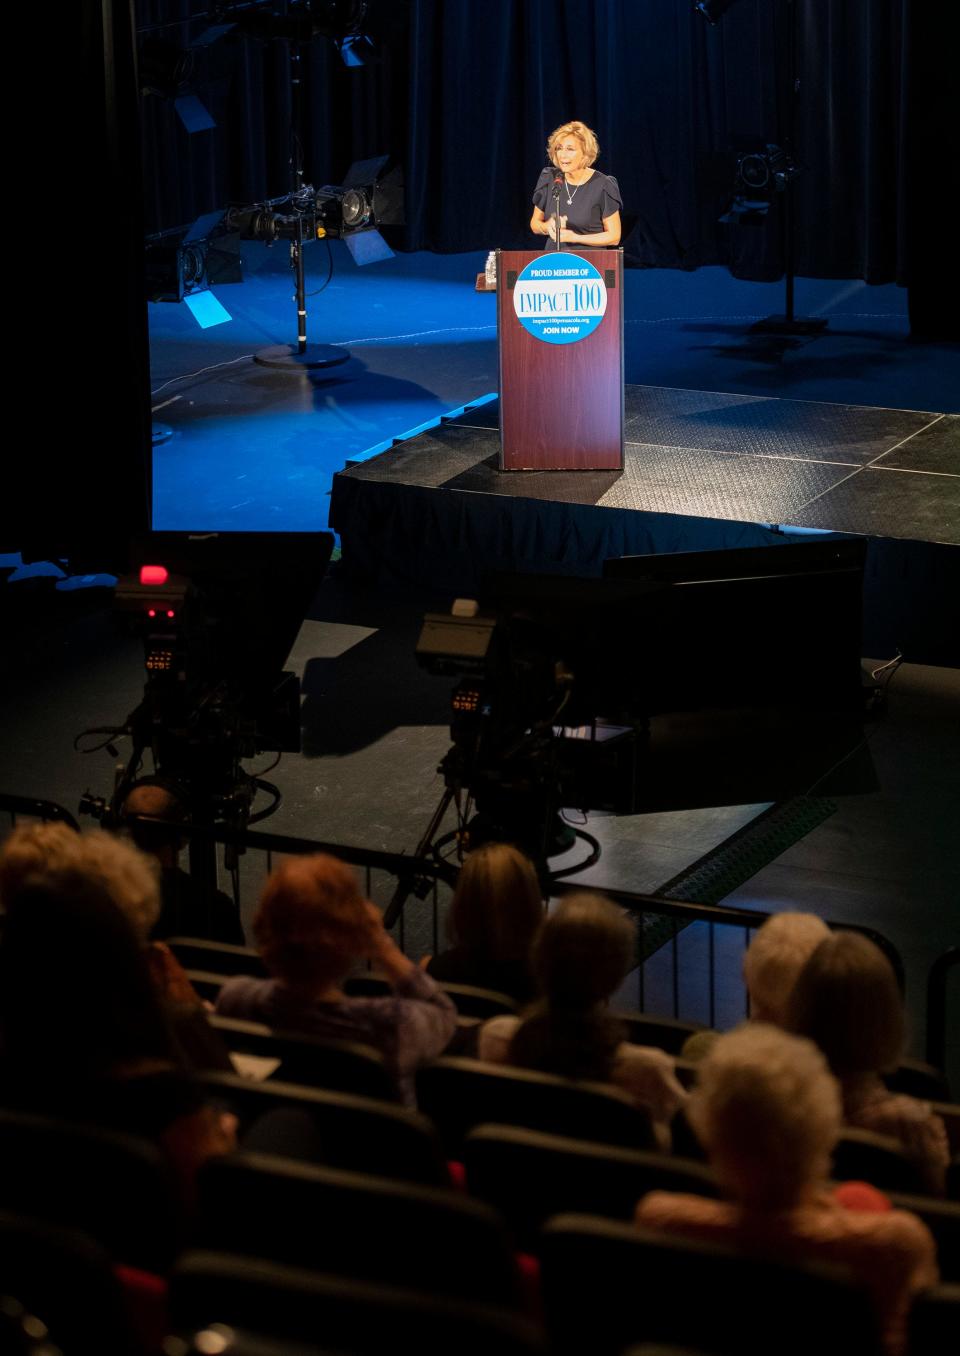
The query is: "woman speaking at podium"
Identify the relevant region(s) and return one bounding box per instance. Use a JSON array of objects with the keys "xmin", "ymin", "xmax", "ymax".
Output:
[{"xmin": 530, "ymin": 120, "xmax": 622, "ymax": 248}]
